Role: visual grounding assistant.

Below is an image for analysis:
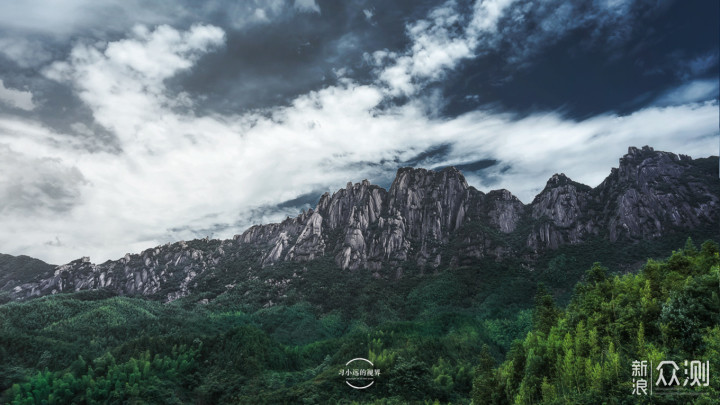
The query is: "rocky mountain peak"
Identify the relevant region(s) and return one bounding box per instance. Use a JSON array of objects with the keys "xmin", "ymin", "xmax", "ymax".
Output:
[
  {"xmin": 5, "ymin": 147, "xmax": 717, "ymax": 302},
  {"xmin": 526, "ymin": 172, "xmax": 594, "ymax": 250},
  {"xmin": 544, "ymin": 173, "xmax": 570, "ymax": 187},
  {"xmin": 388, "ymin": 166, "xmax": 470, "ymax": 240},
  {"xmin": 484, "ymin": 189, "xmax": 525, "ymax": 233},
  {"xmin": 626, "ymin": 145, "xmax": 655, "ymax": 158},
  {"xmin": 390, "ymin": 166, "xmax": 468, "ymax": 193},
  {"xmin": 596, "ymin": 146, "xmax": 718, "ymax": 242},
  {"xmin": 532, "ymin": 174, "xmax": 587, "ymax": 209},
  {"xmin": 613, "ymin": 145, "xmax": 692, "ymax": 187},
  {"xmin": 622, "ymin": 145, "xmax": 689, "ymax": 163},
  {"xmin": 486, "ymin": 189, "xmax": 517, "ymax": 201}
]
